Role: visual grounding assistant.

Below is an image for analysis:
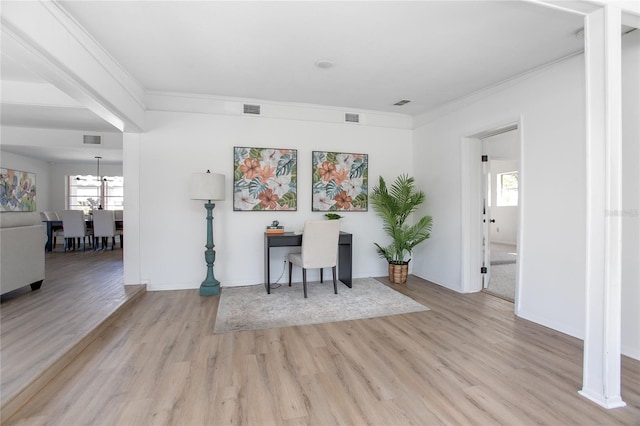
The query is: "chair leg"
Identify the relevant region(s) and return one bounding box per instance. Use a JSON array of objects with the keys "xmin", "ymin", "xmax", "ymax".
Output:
[
  {"xmin": 332, "ymin": 266, "xmax": 338, "ymax": 294},
  {"xmin": 120, "ymin": 235, "xmax": 123, "ymax": 248},
  {"xmin": 303, "ymin": 268, "xmax": 307, "ymax": 298},
  {"xmin": 112, "ymin": 237, "xmax": 116, "ymax": 250},
  {"xmin": 320, "ymin": 268, "xmax": 323, "ymax": 283},
  {"xmin": 288, "ymin": 262, "xmax": 293, "ymax": 286}
]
